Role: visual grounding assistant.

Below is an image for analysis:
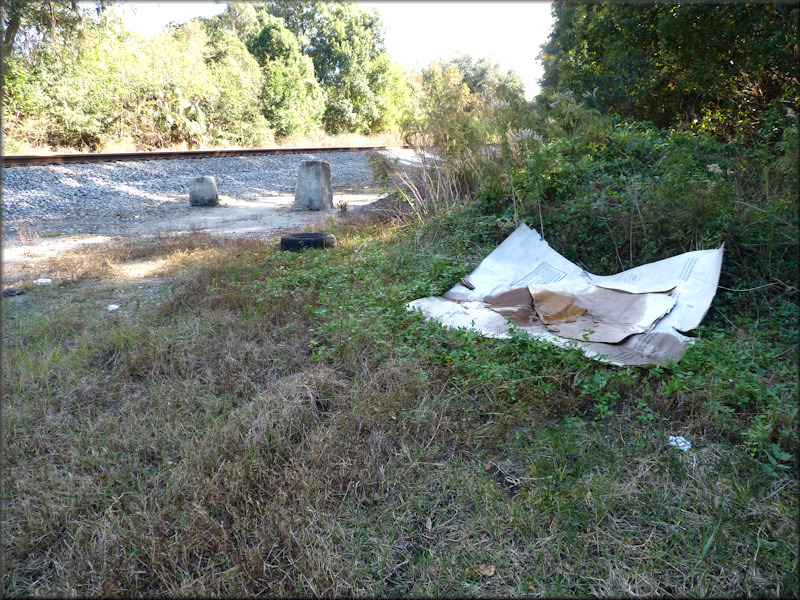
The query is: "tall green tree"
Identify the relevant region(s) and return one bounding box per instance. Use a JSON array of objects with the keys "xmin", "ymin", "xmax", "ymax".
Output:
[
  {"xmin": 404, "ymin": 60, "xmax": 485, "ymax": 162},
  {"xmin": 246, "ymin": 15, "xmax": 324, "ymax": 137},
  {"xmin": 207, "ymin": 1, "xmax": 261, "ymax": 42},
  {"xmin": 204, "ymin": 27, "xmax": 272, "ymax": 146},
  {"xmin": 439, "ymin": 53, "xmax": 528, "ymax": 134},
  {"xmin": 2, "ymin": 3, "xmax": 131, "ymax": 150},
  {"xmin": 539, "ymin": 2, "xmax": 799, "ymax": 136},
  {"xmin": 365, "ymin": 53, "xmax": 414, "ymax": 134},
  {"xmin": 441, "ymin": 54, "xmax": 525, "ymax": 106},
  {"xmin": 288, "ymin": 1, "xmax": 388, "ymax": 133},
  {"xmin": 2, "ymin": 0, "xmax": 108, "ymax": 59},
  {"xmin": 239, "ymin": 0, "xmax": 403, "ymax": 134},
  {"xmin": 406, "ymin": 54, "xmax": 528, "ymax": 147}
]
